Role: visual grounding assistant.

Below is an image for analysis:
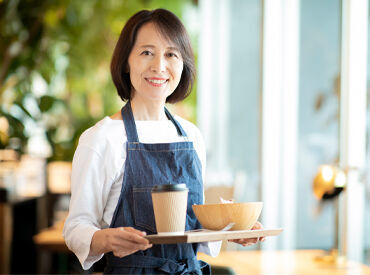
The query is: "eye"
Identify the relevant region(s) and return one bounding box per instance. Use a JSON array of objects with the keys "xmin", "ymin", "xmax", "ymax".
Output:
[
  {"xmin": 141, "ymin": 50, "xmax": 153, "ymax": 56},
  {"xmin": 167, "ymin": 52, "xmax": 178, "ymax": 58}
]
